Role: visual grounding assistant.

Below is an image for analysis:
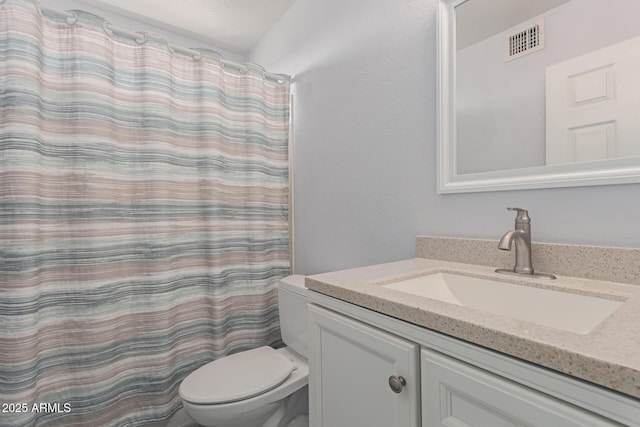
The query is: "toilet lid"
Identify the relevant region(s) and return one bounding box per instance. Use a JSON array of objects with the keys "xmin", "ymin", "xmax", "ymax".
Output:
[{"xmin": 180, "ymin": 346, "xmax": 295, "ymax": 404}]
